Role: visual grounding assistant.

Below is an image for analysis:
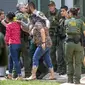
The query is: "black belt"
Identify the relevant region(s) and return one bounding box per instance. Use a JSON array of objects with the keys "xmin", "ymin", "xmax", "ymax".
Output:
[
  {"xmin": 66, "ymin": 38, "xmax": 80, "ymax": 44},
  {"xmin": 66, "ymin": 38, "xmax": 74, "ymax": 42}
]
